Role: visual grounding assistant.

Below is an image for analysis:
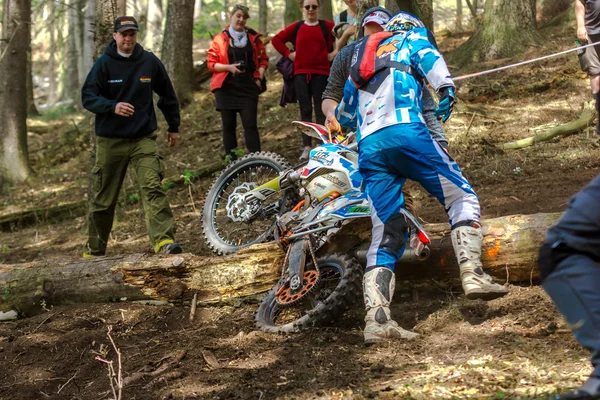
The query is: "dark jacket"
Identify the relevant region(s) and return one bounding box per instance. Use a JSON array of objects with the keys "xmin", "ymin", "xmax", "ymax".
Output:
[{"xmin": 81, "ymin": 40, "xmax": 180, "ymax": 138}]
